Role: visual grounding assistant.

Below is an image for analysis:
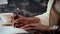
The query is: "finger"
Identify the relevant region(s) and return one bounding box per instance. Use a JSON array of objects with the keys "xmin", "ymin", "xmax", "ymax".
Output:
[
  {"xmin": 24, "ymin": 27, "xmax": 32, "ymax": 31},
  {"xmin": 14, "ymin": 23, "xmax": 24, "ymax": 28},
  {"xmin": 10, "ymin": 15, "xmax": 16, "ymax": 23},
  {"xmin": 28, "ymin": 24, "xmax": 37, "ymax": 27},
  {"xmin": 10, "ymin": 14, "xmax": 16, "ymax": 21},
  {"xmin": 14, "ymin": 23, "xmax": 23, "ymax": 26},
  {"xmin": 20, "ymin": 24, "xmax": 36, "ymax": 29},
  {"xmin": 24, "ymin": 27, "xmax": 36, "ymax": 31},
  {"xmin": 11, "ymin": 16, "xmax": 14, "ymax": 20},
  {"xmin": 11, "ymin": 15, "xmax": 15, "ymax": 19},
  {"xmin": 20, "ymin": 24, "xmax": 30, "ymax": 29},
  {"xmin": 14, "ymin": 19, "xmax": 22, "ymax": 23}
]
